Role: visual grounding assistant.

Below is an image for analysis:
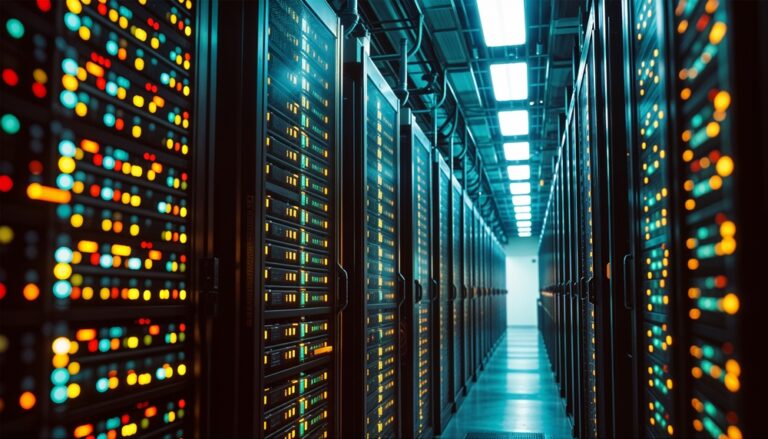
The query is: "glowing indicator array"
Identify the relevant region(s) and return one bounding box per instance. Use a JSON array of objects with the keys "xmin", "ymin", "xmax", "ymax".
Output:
[
  {"xmin": 437, "ymin": 162, "xmax": 451, "ymax": 415},
  {"xmin": 412, "ymin": 131, "xmax": 432, "ymax": 435},
  {"xmin": 364, "ymin": 78, "xmax": 398, "ymax": 438},
  {"xmin": 673, "ymin": 0, "xmax": 742, "ymax": 437},
  {"xmin": 1, "ymin": 0, "xmax": 195, "ymax": 433},
  {"xmin": 451, "ymin": 181, "xmax": 463, "ymax": 395},
  {"xmin": 632, "ymin": 0, "xmax": 675, "ymax": 435},
  {"xmin": 264, "ymin": 0, "xmax": 337, "ymax": 436}
]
